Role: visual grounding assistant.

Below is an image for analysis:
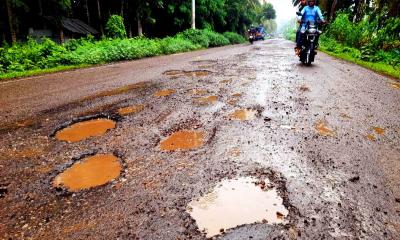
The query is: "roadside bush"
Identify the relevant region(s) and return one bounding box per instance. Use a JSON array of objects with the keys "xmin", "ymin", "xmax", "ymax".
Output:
[
  {"xmin": 176, "ymin": 29, "xmax": 210, "ymax": 48},
  {"xmin": 203, "ymin": 30, "xmax": 230, "ymax": 47},
  {"xmin": 159, "ymin": 36, "xmax": 200, "ymax": 54},
  {"xmin": 106, "ymin": 15, "xmax": 127, "ymax": 39},
  {"xmin": 222, "ymin": 32, "xmax": 245, "ymax": 44}
]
